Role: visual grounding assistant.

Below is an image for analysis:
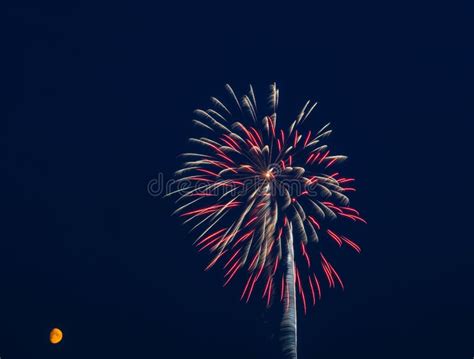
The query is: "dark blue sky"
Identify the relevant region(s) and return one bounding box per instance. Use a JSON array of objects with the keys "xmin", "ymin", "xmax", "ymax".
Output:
[{"xmin": 3, "ymin": 2, "xmax": 472, "ymax": 358}]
